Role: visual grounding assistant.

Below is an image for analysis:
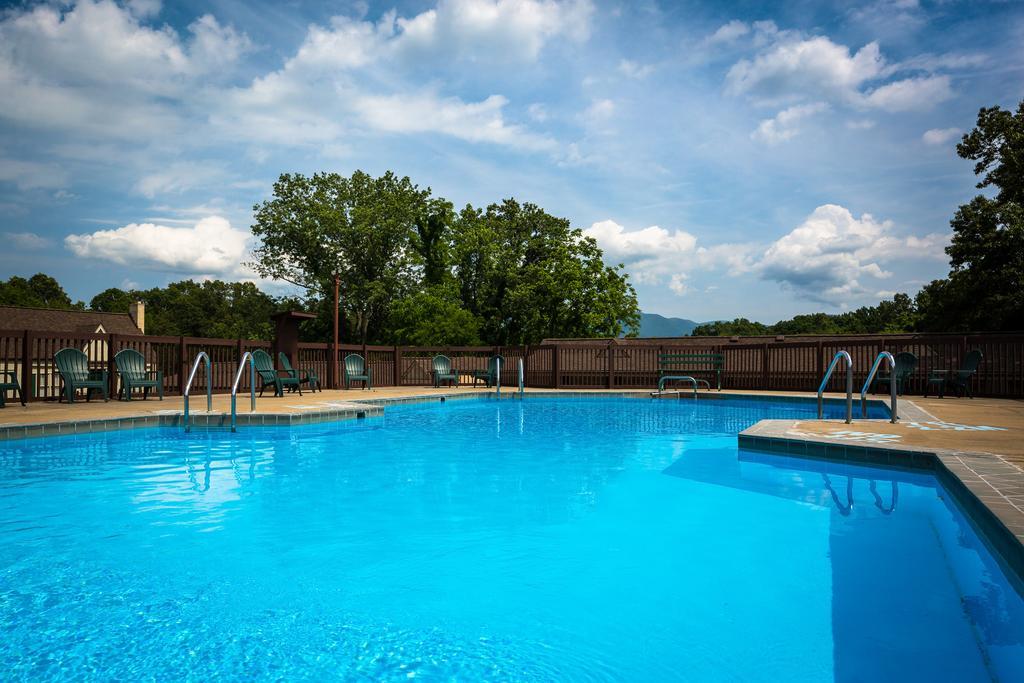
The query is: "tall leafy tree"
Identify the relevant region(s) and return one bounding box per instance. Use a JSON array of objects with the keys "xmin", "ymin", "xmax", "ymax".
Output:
[
  {"xmin": 90, "ymin": 287, "xmax": 134, "ymax": 313},
  {"xmin": 250, "ymin": 170, "xmax": 430, "ymax": 344},
  {"xmin": 915, "ymin": 101, "xmax": 1024, "ymax": 331}
]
